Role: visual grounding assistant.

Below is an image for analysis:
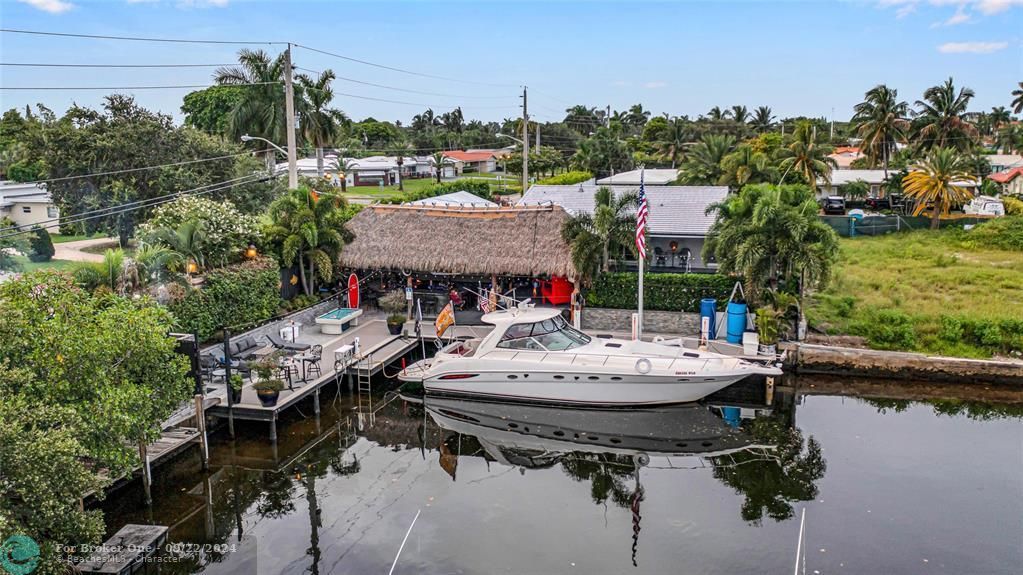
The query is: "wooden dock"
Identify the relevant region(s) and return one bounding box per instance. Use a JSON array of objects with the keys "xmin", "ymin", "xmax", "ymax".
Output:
[
  {"xmin": 75, "ymin": 524, "xmax": 168, "ymax": 574},
  {"xmin": 207, "ymin": 318, "xmax": 418, "ymax": 439}
]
